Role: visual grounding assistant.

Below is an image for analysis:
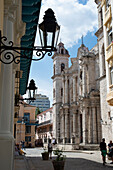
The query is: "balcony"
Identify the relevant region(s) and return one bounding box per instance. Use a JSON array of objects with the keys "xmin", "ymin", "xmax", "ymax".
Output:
[
  {"xmin": 104, "ymin": 6, "xmax": 112, "ymax": 27},
  {"xmin": 37, "ymin": 120, "xmax": 52, "ymax": 127},
  {"xmin": 106, "ymin": 43, "xmax": 113, "ymax": 61},
  {"xmin": 107, "ymin": 90, "xmax": 113, "ymax": 106},
  {"xmin": 17, "ymin": 117, "xmax": 38, "ymax": 125}
]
